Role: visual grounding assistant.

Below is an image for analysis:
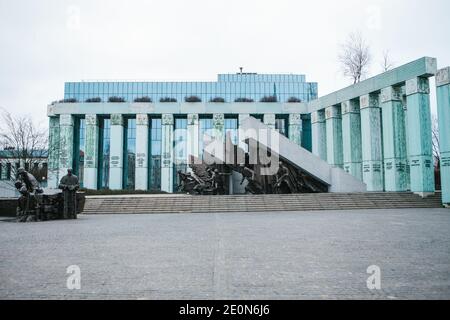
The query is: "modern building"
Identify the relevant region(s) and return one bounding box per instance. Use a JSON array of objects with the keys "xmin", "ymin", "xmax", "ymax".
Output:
[
  {"xmin": 47, "ymin": 57, "xmax": 450, "ymax": 205},
  {"xmin": 48, "ymin": 72, "xmax": 317, "ymax": 192},
  {"xmin": 63, "ymin": 73, "xmax": 318, "ymax": 106}
]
